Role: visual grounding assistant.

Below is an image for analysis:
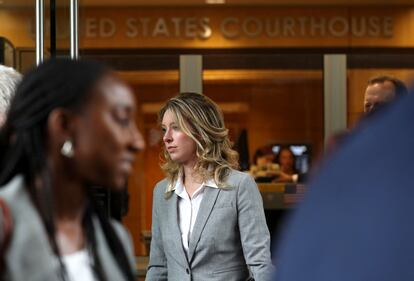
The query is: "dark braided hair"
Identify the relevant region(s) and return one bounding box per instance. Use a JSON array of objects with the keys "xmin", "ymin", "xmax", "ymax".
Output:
[{"xmin": 0, "ymin": 58, "xmax": 135, "ymax": 281}]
